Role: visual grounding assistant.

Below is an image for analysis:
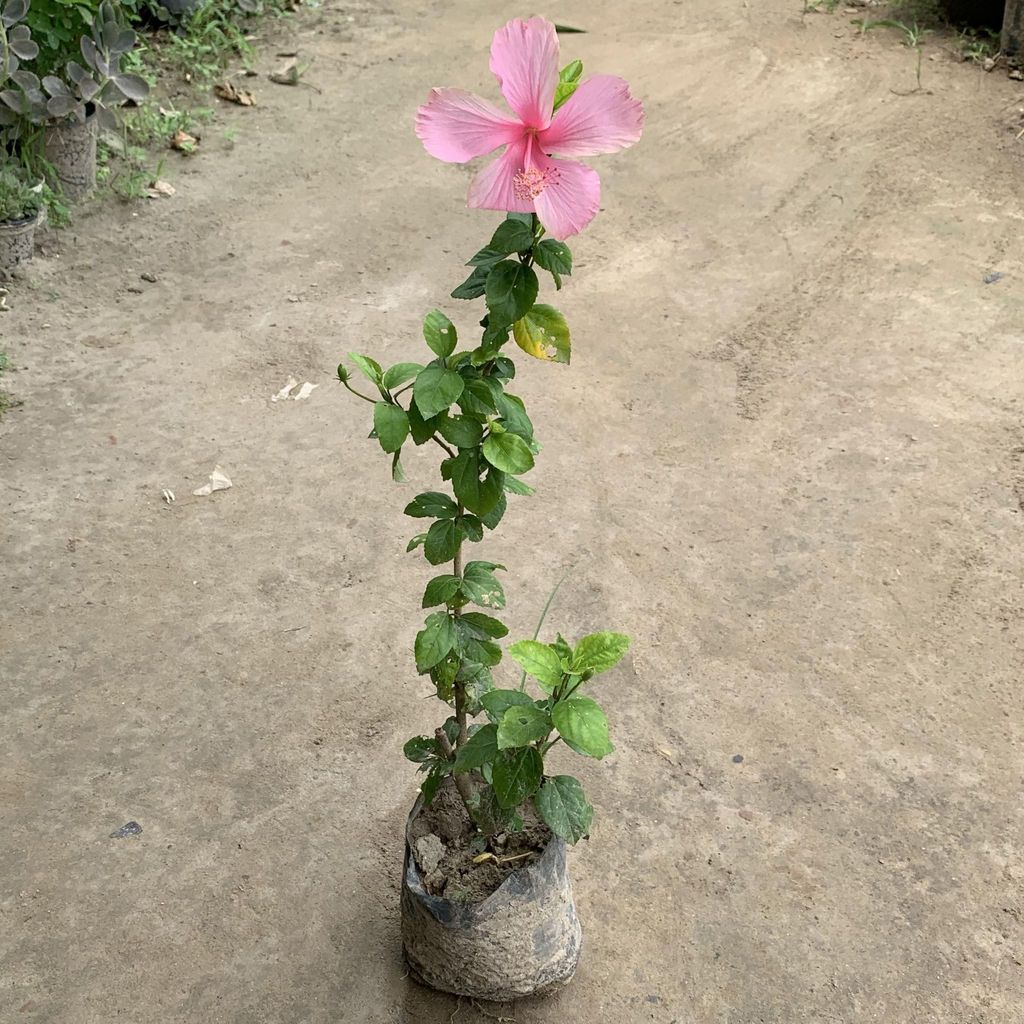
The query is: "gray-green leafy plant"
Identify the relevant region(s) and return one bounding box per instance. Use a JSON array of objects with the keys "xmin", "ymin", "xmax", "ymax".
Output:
[
  {"xmin": 339, "ymin": 172, "xmax": 630, "ymax": 846},
  {"xmin": 0, "ymin": 0, "xmax": 148, "ymax": 131},
  {"xmin": 0, "ymin": 166, "xmax": 41, "ymax": 221},
  {"xmin": 0, "ymin": 0, "xmax": 39, "ymax": 130}
]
